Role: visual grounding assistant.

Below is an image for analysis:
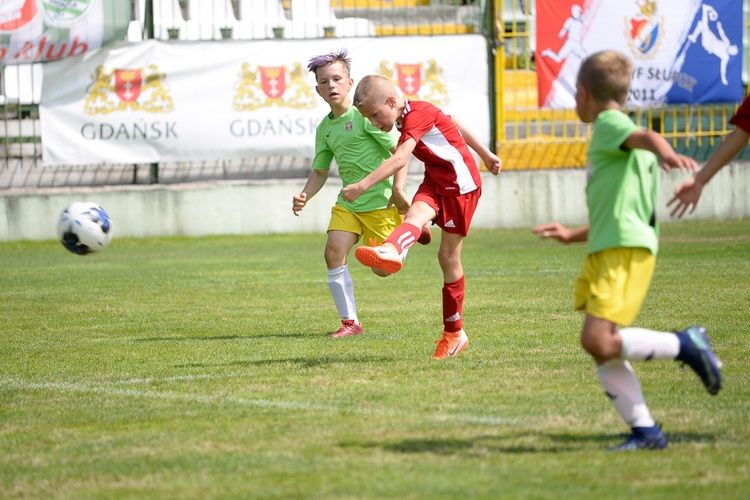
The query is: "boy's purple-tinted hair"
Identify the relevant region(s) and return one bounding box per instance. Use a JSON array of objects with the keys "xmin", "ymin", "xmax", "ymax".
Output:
[{"xmin": 307, "ymin": 49, "xmax": 352, "ymax": 76}]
